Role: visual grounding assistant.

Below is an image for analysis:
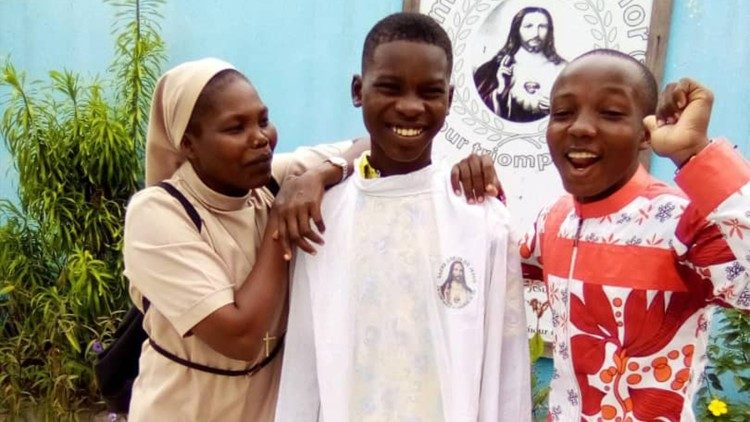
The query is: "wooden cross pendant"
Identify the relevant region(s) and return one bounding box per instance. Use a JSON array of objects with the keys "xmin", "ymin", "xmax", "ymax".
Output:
[{"xmin": 263, "ymin": 332, "xmax": 276, "ymax": 357}]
